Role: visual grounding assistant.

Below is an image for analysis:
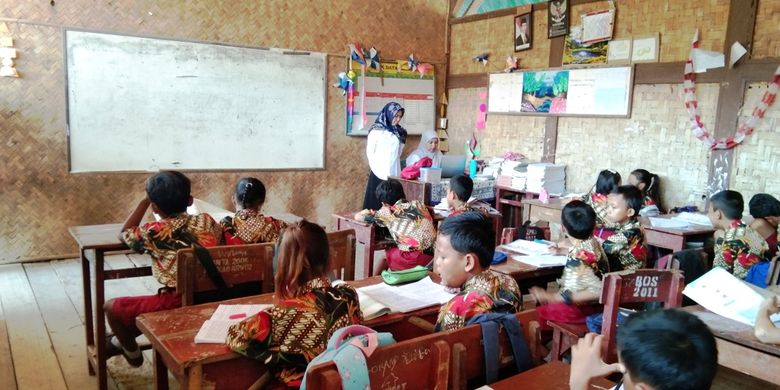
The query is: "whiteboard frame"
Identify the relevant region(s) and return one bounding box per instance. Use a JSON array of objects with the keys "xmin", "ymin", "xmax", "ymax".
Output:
[{"xmin": 63, "ymin": 28, "xmax": 327, "ymax": 173}]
